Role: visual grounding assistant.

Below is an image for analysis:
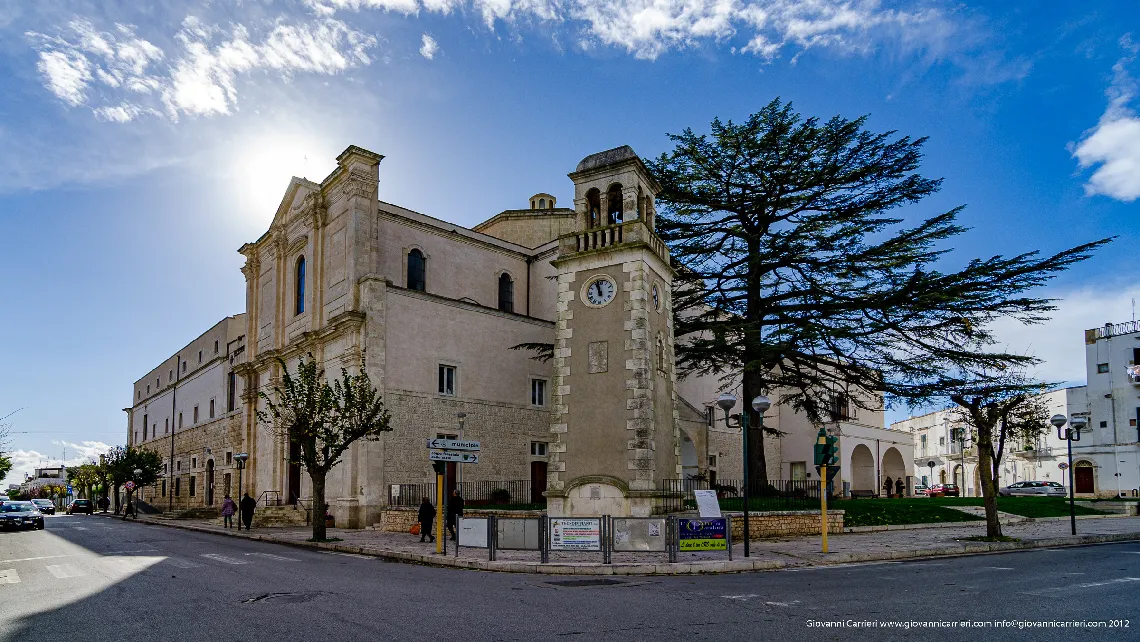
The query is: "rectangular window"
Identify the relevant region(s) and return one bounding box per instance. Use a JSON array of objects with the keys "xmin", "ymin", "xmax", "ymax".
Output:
[
  {"xmin": 146, "ymin": 385, "xmax": 150, "ymax": 395},
  {"xmin": 191, "ymin": 457, "xmax": 197, "ymax": 469},
  {"xmin": 228, "ymin": 372, "xmax": 237, "ymax": 412},
  {"xmin": 182, "ymin": 361, "xmax": 186, "ymax": 373},
  {"xmin": 939, "ymin": 437, "xmax": 945, "ymax": 446},
  {"xmin": 1100, "ymin": 421, "xmax": 1108, "ymax": 428},
  {"xmin": 1098, "ymin": 363, "xmax": 1110, "ymax": 373},
  {"xmin": 189, "ymin": 476, "xmax": 196, "ymax": 497},
  {"xmin": 438, "ymin": 365, "xmax": 456, "ymax": 396},
  {"xmin": 177, "ymin": 461, "xmax": 181, "ymax": 471},
  {"xmin": 164, "ymin": 463, "xmax": 168, "ymax": 475},
  {"xmin": 209, "ymin": 398, "xmax": 215, "ymax": 419},
  {"xmin": 215, "ymin": 340, "xmax": 219, "ymax": 354},
  {"xmin": 790, "ymin": 462, "xmax": 807, "ymax": 481},
  {"xmin": 174, "ymin": 478, "xmax": 181, "ymax": 497},
  {"xmin": 531, "ymin": 378, "xmax": 547, "ymax": 407},
  {"xmin": 178, "ymin": 412, "xmax": 183, "ymax": 429},
  {"xmin": 198, "ymin": 350, "xmax": 202, "ymax": 364},
  {"xmin": 137, "ymin": 390, "xmax": 141, "ymax": 400},
  {"xmin": 169, "ymin": 369, "xmax": 173, "ymax": 381},
  {"xmin": 530, "ymin": 441, "xmax": 548, "ymax": 456},
  {"xmin": 165, "ymin": 418, "xmax": 169, "ymax": 434},
  {"xmin": 226, "ymin": 451, "xmax": 232, "ymax": 466},
  {"xmin": 193, "ymin": 405, "xmax": 199, "ymax": 424},
  {"xmin": 143, "ymin": 414, "xmax": 148, "ymax": 440},
  {"xmin": 708, "ymin": 455, "xmax": 718, "ymax": 468}
]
